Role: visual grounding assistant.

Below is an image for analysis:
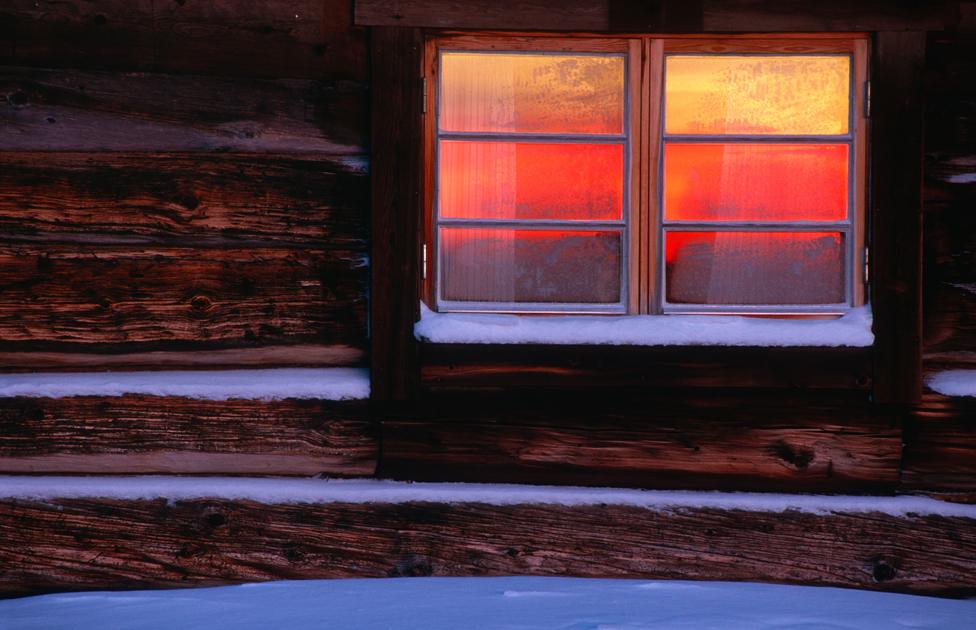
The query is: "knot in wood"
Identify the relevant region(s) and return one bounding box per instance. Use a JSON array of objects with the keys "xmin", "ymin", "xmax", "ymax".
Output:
[
  {"xmin": 190, "ymin": 295, "xmax": 214, "ymax": 312},
  {"xmin": 7, "ymin": 91, "xmax": 29, "ymax": 108}
]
